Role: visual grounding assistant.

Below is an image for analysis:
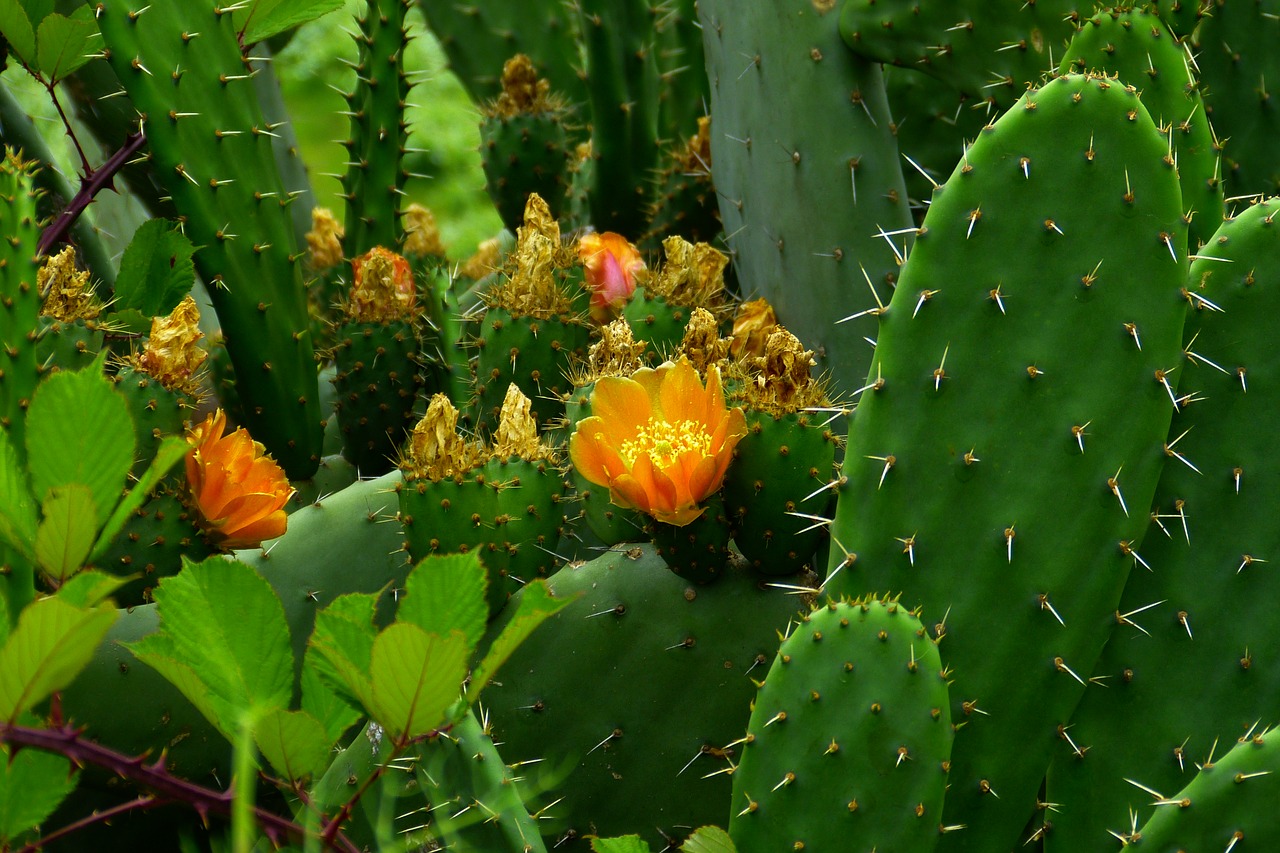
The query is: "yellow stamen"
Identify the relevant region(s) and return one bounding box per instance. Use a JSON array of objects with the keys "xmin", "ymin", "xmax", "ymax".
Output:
[{"xmin": 620, "ymin": 419, "xmax": 713, "ymax": 468}]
